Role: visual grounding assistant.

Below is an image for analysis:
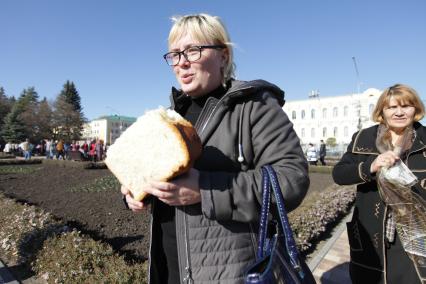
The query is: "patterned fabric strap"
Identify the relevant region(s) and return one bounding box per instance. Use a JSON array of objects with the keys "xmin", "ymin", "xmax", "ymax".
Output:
[
  {"xmin": 263, "ymin": 165, "xmax": 304, "ymax": 278},
  {"xmin": 385, "ymin": 209, "xmax": 396, "ymax": 243},
  {"xmin": 257, "ymin": 167, "xmax": 272, "ymax": 258}
]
